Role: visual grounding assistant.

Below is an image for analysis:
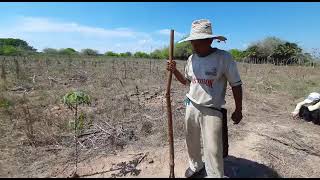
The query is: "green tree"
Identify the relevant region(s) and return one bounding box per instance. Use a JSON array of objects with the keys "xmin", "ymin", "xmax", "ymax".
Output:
[
  {"xmin": 150, "ymin": 49, "xmax": 165, "ymax": 59},
  {"xmin": 0, "ymin": 38, "xmax": 37, "ymax": 56},
  {"xmin": 42, "ymin": 48, "xmax": 59, "ymax": 54},
  {"xmin": 119, "ymin": 52, "xmax": 132, "ymax": 57},
  {"xmin": 133, "ymin": 51, "xmax": 150, "ymax": 58},
  {"xmin": 0, "ymin": 38, "xmax": 36, "ymax": 52},
  {"xmin": 150, "ymin": 47, "xmax": 169, "ymax": 59},
  {"xmin": 80, "ymin": 48, "xmax": 98, "ymax": 56},
  {"xmin": 124, "ymin": 52, "xmax": 132, "ymax": 57},
  {"xmin": 104, "ymin": 51, "xmax": 119, "ymax": 57},
  {"xmin": 270, "ymin": 42, "xmax": 302, "ymax": 65},
  {"xmin": 174, "ymin": 41, "xmax": 193, "ymax": 60},
  {"xmin": 243, "ymin": 37, "xmax": 314, "ymax": 65},
  {"xmin": 229, "ymin": 49, "xmax": 246, "ymax": 61},
  {"xmin": 244, "ymin": 37, "xmax": 285, "ymax": 63},
  {"xmin": 256, "ymin": 37, "xmax": 284, "ymax": 58},
  {"xmin": 59, "ymin": 48, "xmax": 78, "ymax": 56},
  {"xmin": 244, "ymin": 45, "xmax": 259, "ymax": 58},
  {"xmin": 0, "ymin": 45, "xmax": 22, "ymax": 56}
]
